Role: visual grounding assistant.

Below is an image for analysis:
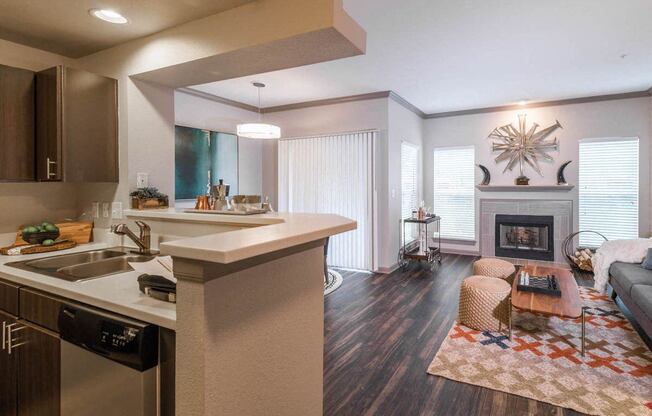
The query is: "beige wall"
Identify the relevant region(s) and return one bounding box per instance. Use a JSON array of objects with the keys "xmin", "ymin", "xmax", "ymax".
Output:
[
  {"xmin": 175, "ymin": 245, "xmax": 326, "ymax": 415},
  {"xmin": 423, "ymin": 97, "xmax": 652, "ymax": 253},
  {"xmin": 386, "ymin": 99, "xmax": 424, "ymax": 271}
]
